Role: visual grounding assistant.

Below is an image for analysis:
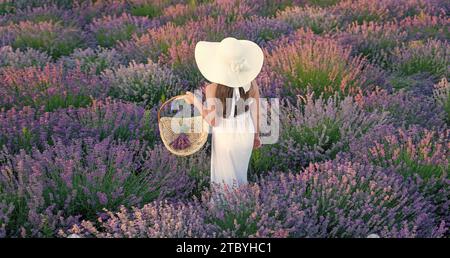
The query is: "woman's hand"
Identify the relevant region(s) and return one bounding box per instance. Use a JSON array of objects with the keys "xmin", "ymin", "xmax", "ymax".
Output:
[
  {"xmin": 253, "ymin": 134, "xmax": 262, "ymax": 149},
  {"xmin": 183, "ymin": 91, "xmax": 195, "ymax": 105}
]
